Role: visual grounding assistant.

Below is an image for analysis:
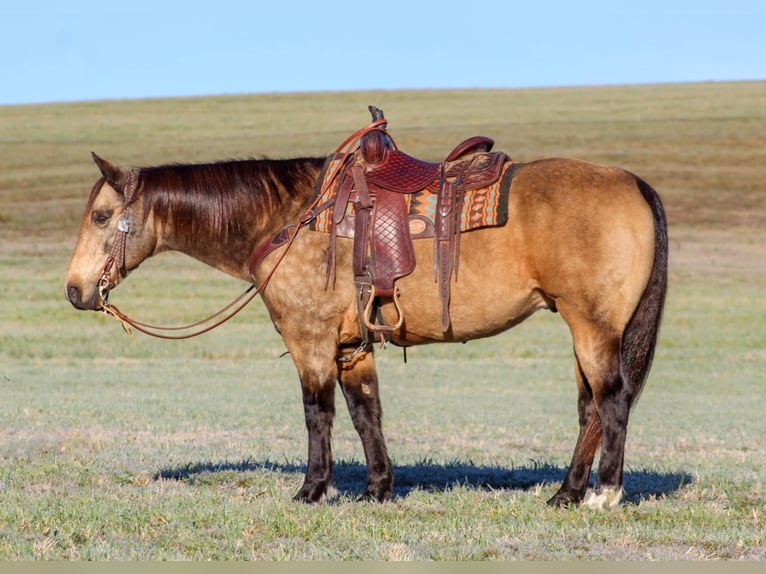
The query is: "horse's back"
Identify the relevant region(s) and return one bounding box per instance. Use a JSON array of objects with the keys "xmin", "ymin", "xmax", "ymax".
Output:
[{"xmin": 390, "ymin": 158, "xmax": 657, "ymax": 344}]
